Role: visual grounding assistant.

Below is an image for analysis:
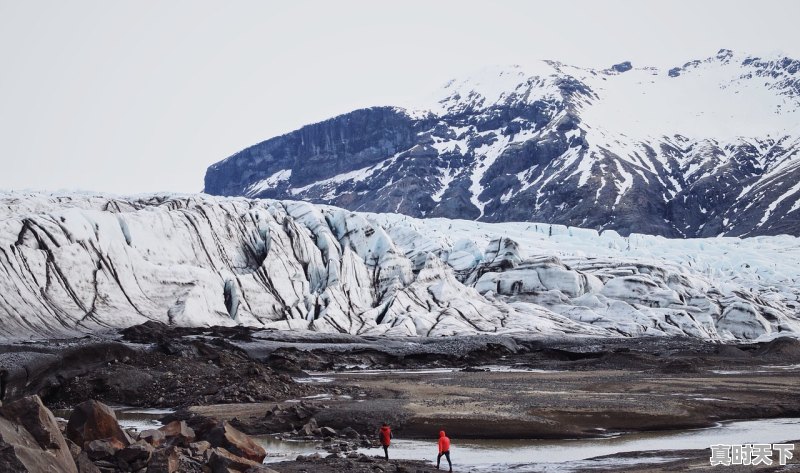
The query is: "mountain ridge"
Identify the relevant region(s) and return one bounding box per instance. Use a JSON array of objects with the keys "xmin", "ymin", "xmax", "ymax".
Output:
[{"xmin": 205, "ymin": 50, "xmax": 800, "ymax": 237}]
